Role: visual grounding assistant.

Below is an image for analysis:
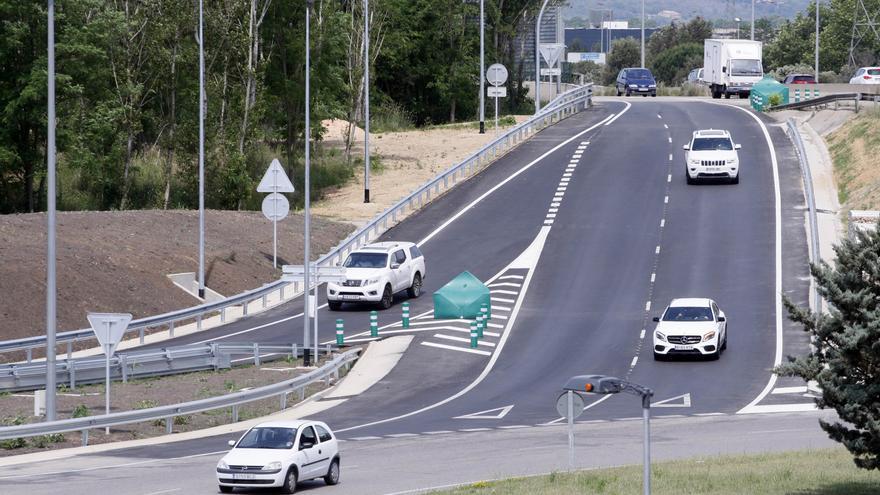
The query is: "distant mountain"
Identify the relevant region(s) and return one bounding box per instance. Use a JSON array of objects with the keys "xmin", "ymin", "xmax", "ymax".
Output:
[{"xmin": 562, "ymin": 0, "xmax": 813, "ymax": 27}]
